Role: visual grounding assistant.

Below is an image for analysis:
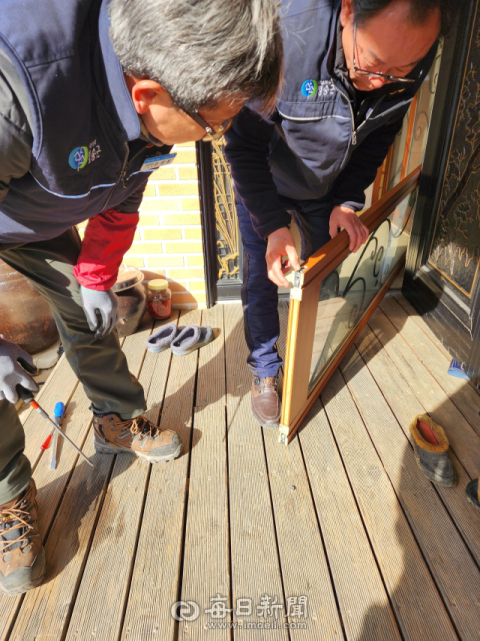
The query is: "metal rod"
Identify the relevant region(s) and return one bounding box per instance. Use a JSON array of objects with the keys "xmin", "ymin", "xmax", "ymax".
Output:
[{"xmin": 34, "ymin": 407, "xmax": 93, "ymax": 467}]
